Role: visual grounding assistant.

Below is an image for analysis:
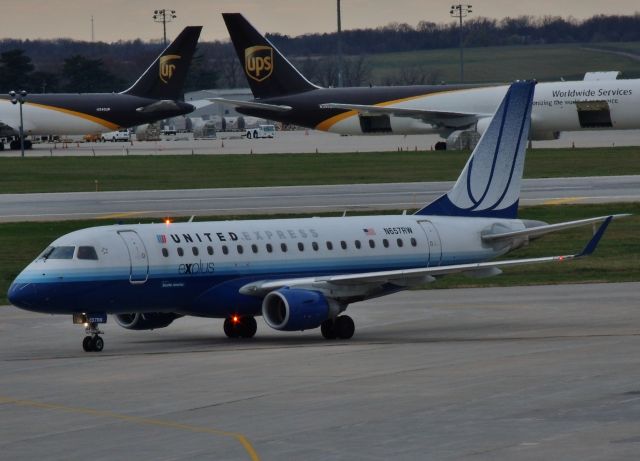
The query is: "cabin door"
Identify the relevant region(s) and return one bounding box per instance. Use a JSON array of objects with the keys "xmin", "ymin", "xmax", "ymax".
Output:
[
  {"xmin": 118, "ymin": 230, "xmax": 149, "ymax": 284},
  {"xmin": 418, "ymin": 220, "xmax": 442, "ymax": 267}
]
